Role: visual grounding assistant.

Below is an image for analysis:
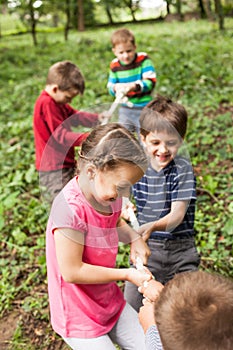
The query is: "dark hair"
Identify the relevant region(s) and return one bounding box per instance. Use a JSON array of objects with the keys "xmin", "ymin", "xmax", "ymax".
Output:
[
  {"xmin": 111, "ymin": 28, "xmax": 135, "ymax": 47},
  {"xmin": 46, "ymin": 60, "xmax": 85, "ymax": 93},
  {"xmin": 155, "ymin": 271, "xmax": 233, "ymax": 350},
  {"xmin": 140, "ymin": 95, "xmax": 187, "ymax": 139},
  {"xmin": 78, "ymin": 123, "xmax": 148, "ymax": 173}
]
